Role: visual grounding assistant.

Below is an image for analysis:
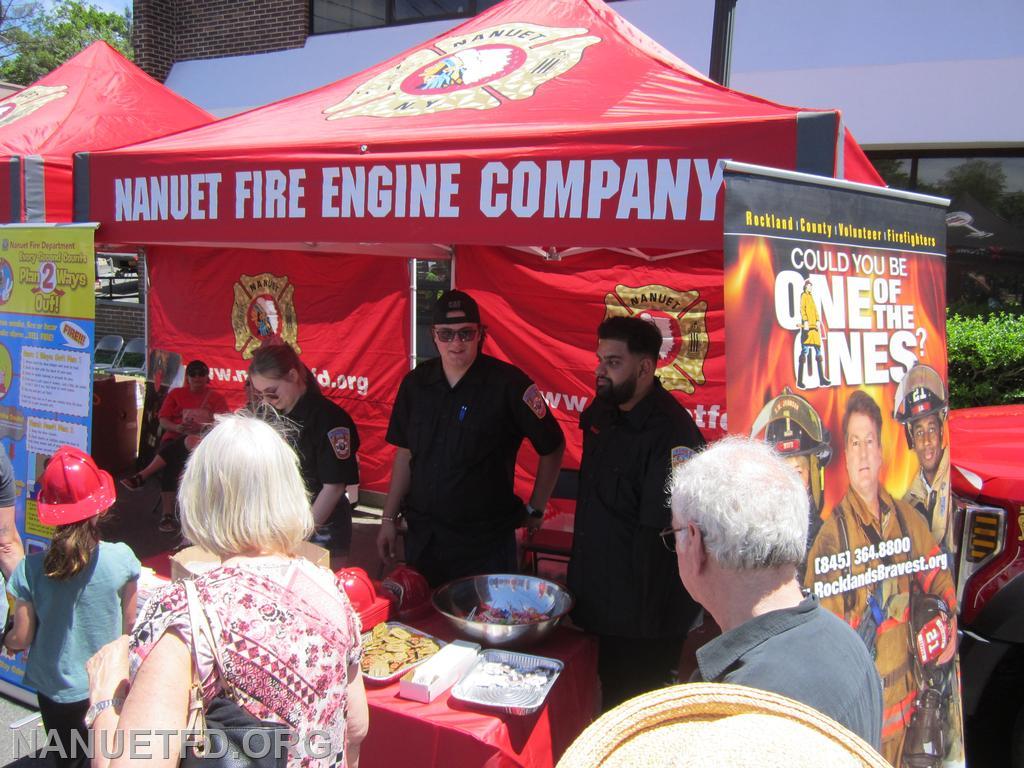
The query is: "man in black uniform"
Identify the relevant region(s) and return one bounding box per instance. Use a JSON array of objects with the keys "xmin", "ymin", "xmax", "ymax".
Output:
[
  {"xmin": 248, "ymin": 343, "xmax": 360, "ymax": 554},
  {"xmin": 568, "ymin": 315, "xmax": 705, "ymax": 710},
  {"xmin": 377, "ymin": 290, "xmax": 565, "ymax": 586}
]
